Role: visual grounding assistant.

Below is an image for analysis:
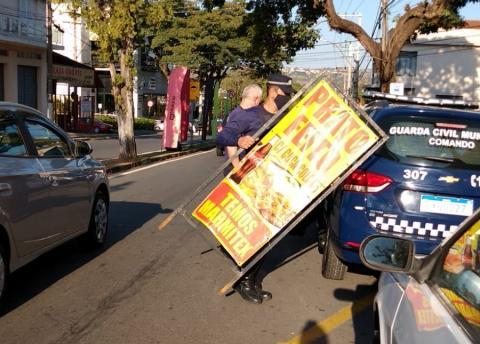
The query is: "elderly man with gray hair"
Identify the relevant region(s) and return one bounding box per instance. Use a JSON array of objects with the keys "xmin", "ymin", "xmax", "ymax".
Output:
[{"xmin": 216, "ymin": 84, "xmax": 263, "ymax": 169}]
